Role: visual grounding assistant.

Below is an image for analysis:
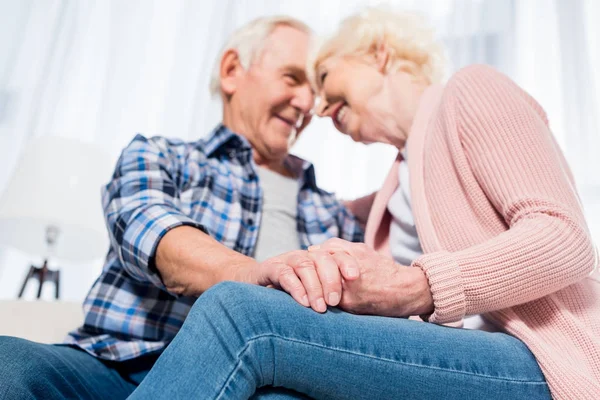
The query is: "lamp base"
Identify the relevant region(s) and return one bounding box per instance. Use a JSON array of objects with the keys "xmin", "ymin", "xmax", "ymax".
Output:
[{"xmin": 17, "ymin": 259, "xmax": 60, "ymax": 300}]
